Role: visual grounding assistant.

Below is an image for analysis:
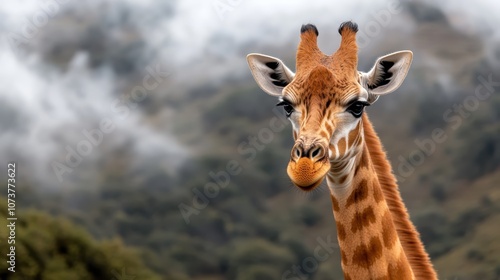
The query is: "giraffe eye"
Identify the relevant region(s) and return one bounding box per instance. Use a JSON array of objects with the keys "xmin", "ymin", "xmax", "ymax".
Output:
[
  {"xmin": 276, "ymin": 100, "xmax": 294, "ymax": 117},
  {"xmin": 283, "ymin": 104, "xmax": 294, "ymax": 117},
  {"xmin": 346, "ymin": 101, "xmax": 369, "ymax": 118}
]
